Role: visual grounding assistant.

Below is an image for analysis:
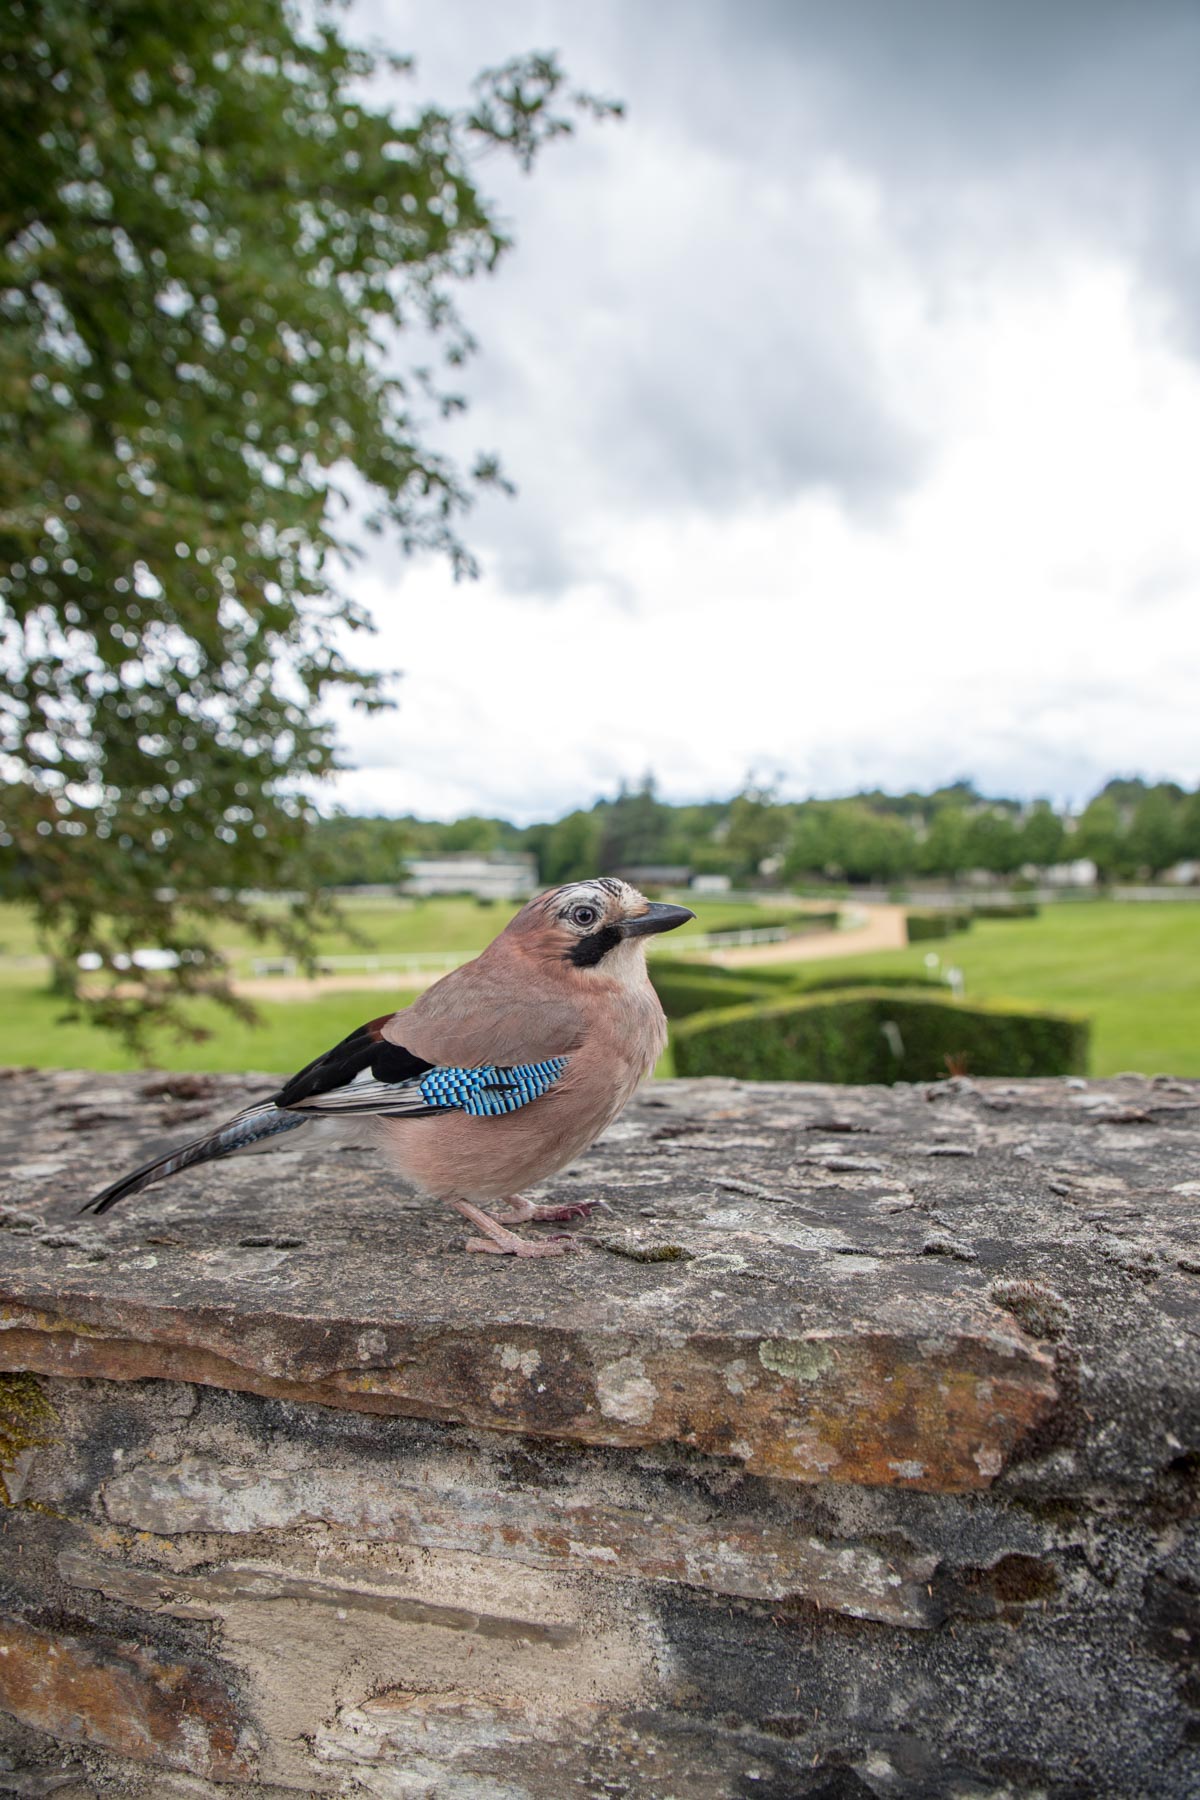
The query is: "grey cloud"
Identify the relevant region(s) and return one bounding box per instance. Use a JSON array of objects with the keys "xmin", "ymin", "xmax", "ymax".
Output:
[
  {"xmin": 357, "ymin": 1, "xmax": 1200, "ymax": 602},
  {"xmin": 615, "ymin": 1, "xmax": 1200, "ymax": 349},
  {"xmin": 631, "ymin": 1, "xmax": 1200, "ymax": 176},
  {"xmin": 358, "ymin": 0, "xmax": 932, "ymax": 596}
]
